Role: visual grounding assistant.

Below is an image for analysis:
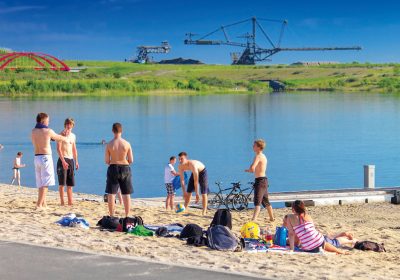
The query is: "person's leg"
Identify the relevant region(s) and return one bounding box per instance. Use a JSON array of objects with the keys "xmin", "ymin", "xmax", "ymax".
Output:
[
  {"xmin": 122, "ymin": 194, "xmax": 131, "ymax": 217},
  {"xmin": 170, "ymin": 194, "xmax": 175, "ymax": 211},
  {"xmin": 37, "ymin": 186, "xmax": 48, "ymax": 208},
  {"xmin": 252, "ymin": 206, "xmax": 261, "ymax": 221},
  {"xmin": 67, "ymin": 186, "xmax": 73, "ymax": 206},
  {"xmin": 184, "ymin": 174, "xmax": 194, "ymax": 209},
  {"xmin": 42, "ymin": 187, "xmax": 48, "ymax": 208},
  {"xmin": 335, "ymin": 236, "xmax": 357, "ymax": 247},
  {"xmin": 117, "ymin": 189, "xmax": 123, "ymax": 204},
  {"xmin": 59, "ymin": 185, "xmax": 65, "ymax": 206},
  {"xmin": 202, "ymin": 194, "xmax": 207, "ymax": 216},
  {"xmin": 17, "ymin": 170, "xmax": 21, "ymax": 187},
  {"xmin": 108, "ymin": 194, "xmax": 116, "ymax": 216},
  {"xmin": 262, "ymin": 178, "xmax": 274, "ymax": 221},
  {"xmin": 11, "ymin": 169, "xmax": 16, "ymax": 185},
  {"xmin": 165, "ymin": 194, "xmax": 170, "ymax": 210},
  {"xmin": 323, "ymin": 242, "xmax": 347, "ymax": 254}
]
